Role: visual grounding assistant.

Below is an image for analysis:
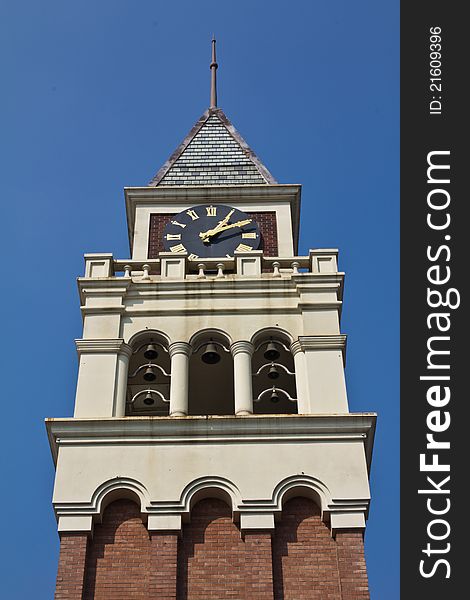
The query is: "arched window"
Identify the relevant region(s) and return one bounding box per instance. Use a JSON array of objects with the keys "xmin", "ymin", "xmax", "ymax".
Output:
[
  {"xmin": 252, "ymin": 331, "xmax": 297, "ymax": 414},
  {"xmin": 126, "ymin": 332, "xmax": 170, "ymax": 416},
  {"xmin": 188, "ymin": 330, "xmax": 234, "ymax": 415}
]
